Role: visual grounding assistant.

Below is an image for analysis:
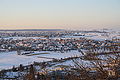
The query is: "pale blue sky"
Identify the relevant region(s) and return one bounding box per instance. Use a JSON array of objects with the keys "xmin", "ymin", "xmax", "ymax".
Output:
[{"xmin": 0, "ymin": 0, "xmax": 120, "ymax": 30}]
